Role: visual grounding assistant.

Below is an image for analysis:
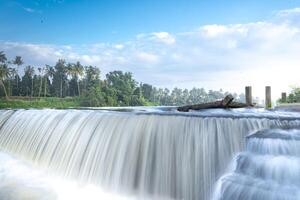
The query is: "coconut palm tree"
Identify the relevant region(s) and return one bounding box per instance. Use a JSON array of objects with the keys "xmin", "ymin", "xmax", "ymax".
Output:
[
  {"xmin": 0, "ymin": 51, "xmax": 7, "ymax": 64},
  {"xmin": 13, "ymin": 56, "xmax": 23, "ymax": 94},
  {"xmin": 67, "ymin": 61, "xmax": 84, "ymax": 96},
  {"xmin": 38, "ymin": 67, "xmax": 43, "ymax": 97},
  {"xmin": 24, "ymin": 66, "xmax": 35, "ymax": 97},
  {"xmin": 74, "ymin": 61, "xmax": 84, "ymax": 96},
  {"xmin": 43, "ymin": 65, "xmax": 54, "ymax": 97},
  {"xmin": 0, "ymin": 64, "xmax": 10, "ymax": 99},
  {"xmin": 9, "ymin": 67, "xmax": 17, "ymax": 96}
]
